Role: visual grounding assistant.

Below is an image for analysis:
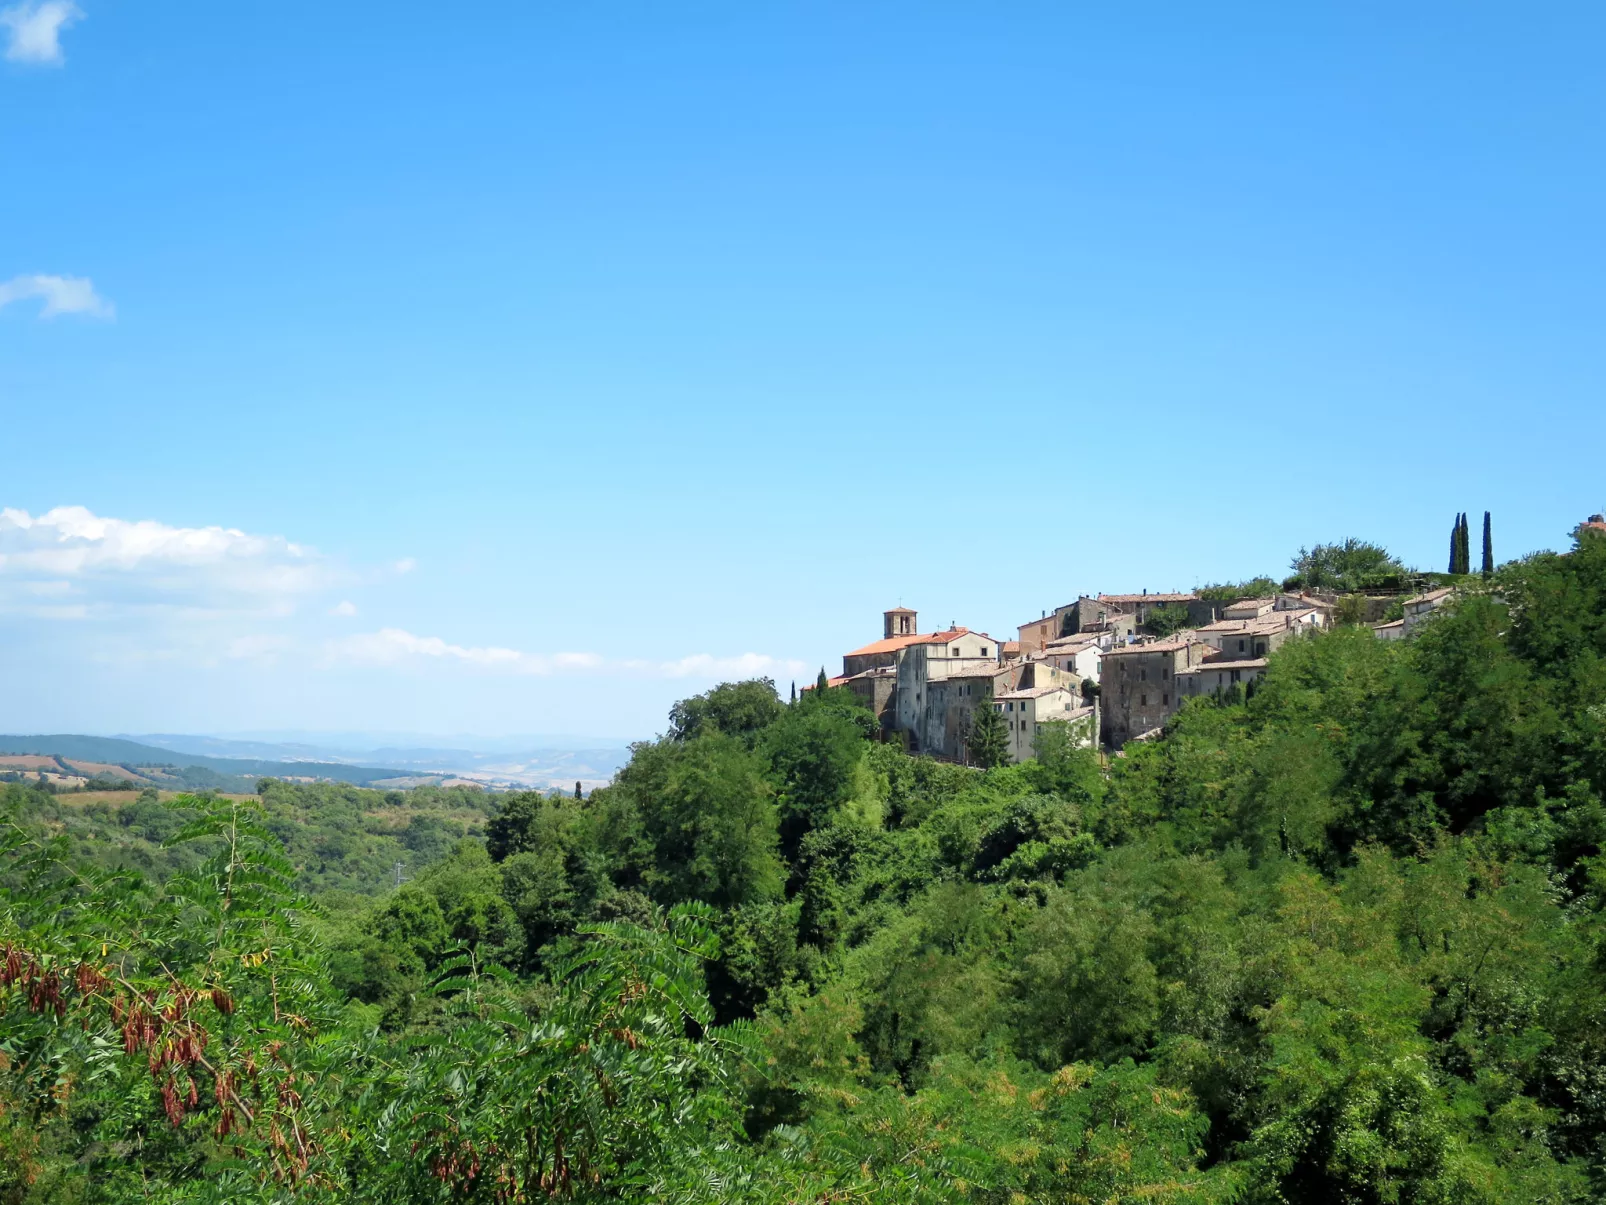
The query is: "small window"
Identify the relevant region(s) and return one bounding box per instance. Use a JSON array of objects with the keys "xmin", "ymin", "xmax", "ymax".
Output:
[
  {"xmin": 1238, "ymin": 639, "xmax": 1246, "ymax": 652},
  {"xmin": 1162, "ymin": 693, "xmax": 1169, "ymax": 706},
  {"xmin": 981, "ymin": 647, "xmax": 989, "ymax": 657},
  {"xmin": 1140, "ymin": 693, "xmax": 1147, "ymax": 706}
]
